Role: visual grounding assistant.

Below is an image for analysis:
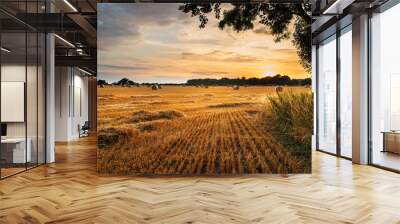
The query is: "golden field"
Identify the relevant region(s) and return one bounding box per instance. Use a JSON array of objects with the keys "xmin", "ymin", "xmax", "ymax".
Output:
[{"xmin": 97, "ymin": 86, "xmax": 311, "ymax": 175}]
